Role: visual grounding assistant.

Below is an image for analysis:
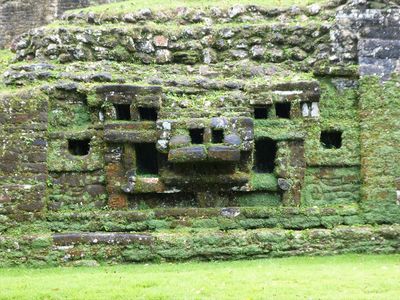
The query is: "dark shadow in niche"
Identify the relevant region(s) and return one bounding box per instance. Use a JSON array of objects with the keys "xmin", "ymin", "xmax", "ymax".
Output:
[
  {"xmin": 135, "ymin": 143, "xmax": 159, "ymax": 175},
  {"xmin": 189, "ymin": 128, "xmax": 204, "ymax": 144},
  {"xmin": 275, "ymin": 102, "xmax": 291, "ymax": 119},
  {"xmin": 68, "ymin": 139, "xmax": 91, "ymax": 156},
  {"xmin": 253, "ymin": 138, "xmax": 277, "ymax": 173},
  {"xmin": 212, "ymin": 129, "xmax": 224, "ymax": 143},
  {"xmin": 320, "ymin": 130, "xmax": 342, "ymax": 149},
  {"xmin": 254, "ymin": 105, "xmax": 271, "ymax": 119},
  {"xmin": 239, "ymin": 150, "xmax": 252, "ymax": 172},
  {"xmin": 138, "ymin": 107, "xmax": 158, "ymax": 121},
  {"xmin": 114, "ymin": 104, "xmax": 131, "ymax": 120}
]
